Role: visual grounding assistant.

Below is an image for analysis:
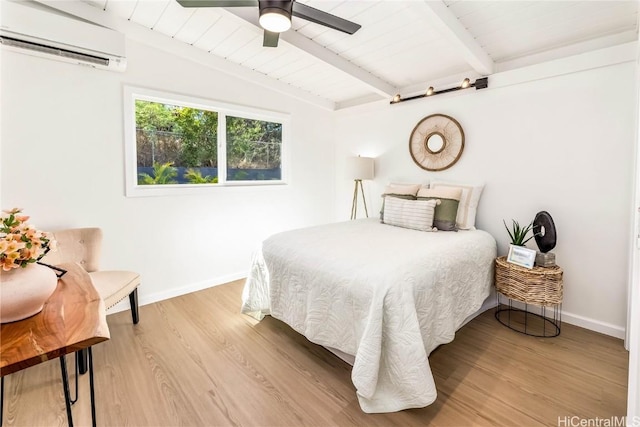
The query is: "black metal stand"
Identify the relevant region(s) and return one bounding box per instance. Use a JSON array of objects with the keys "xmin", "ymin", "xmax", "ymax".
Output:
[
  {"xmin": 70, "ymin": 354, "xmax": 79, "ymax": 404},
  {"xmin": 495, "ymin": 293, "xmax": 561, "ymax": 338},
  {"xmin": 76, "ymin": 349, "xmax": 88, "ymax": 375},
  {"xmin": 57, "ymin": 346, "xmax": 97, "ymax": 427},
  {"xmin": 88, "ymin": 347, "xmax": 96, "ymax": 427},
  {"xmin": 59, "ymin": 356, "xmax": 74, "ymax": 427}
]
